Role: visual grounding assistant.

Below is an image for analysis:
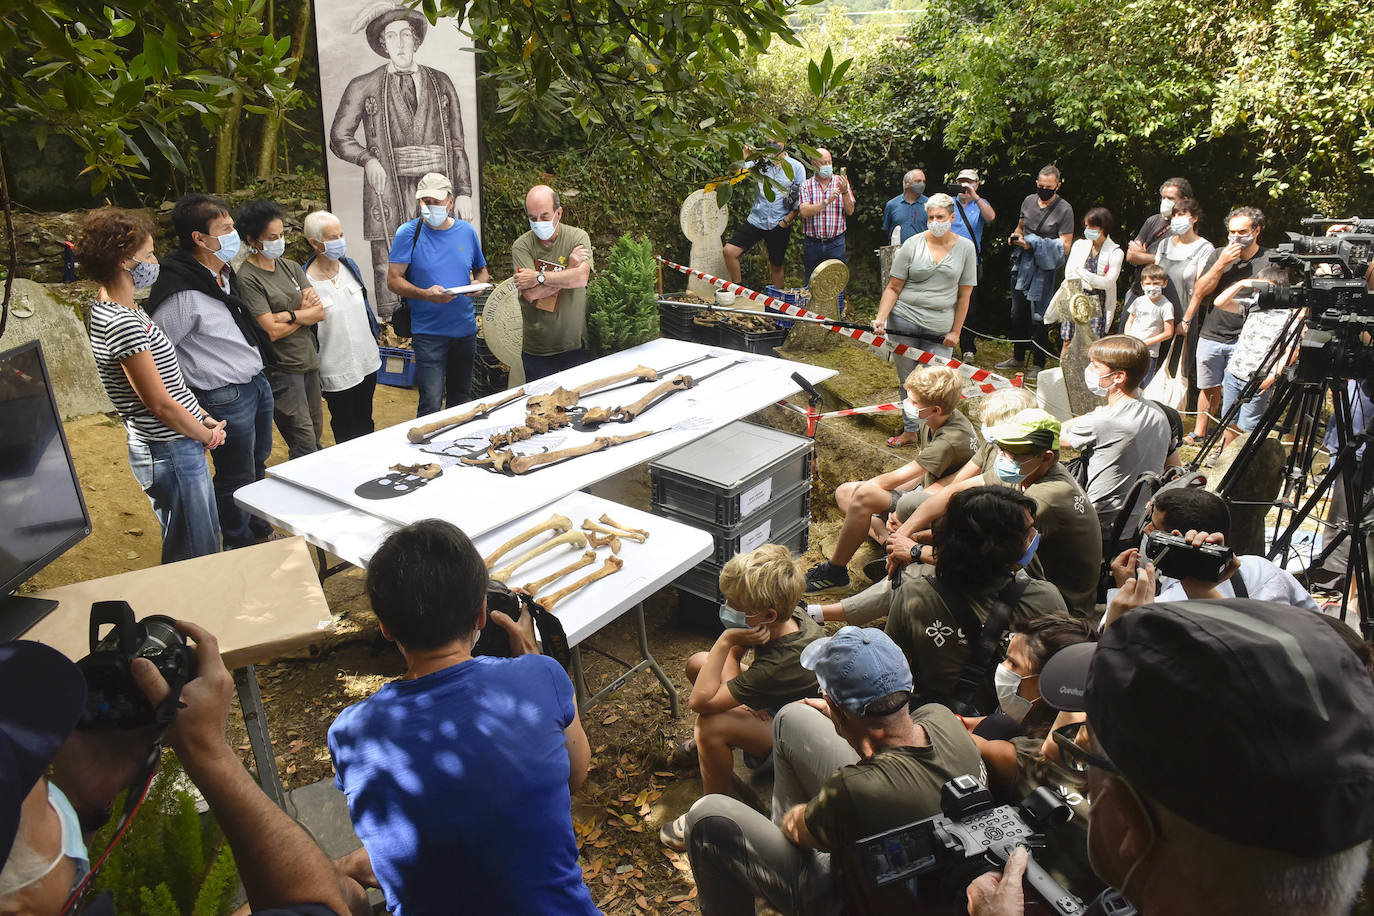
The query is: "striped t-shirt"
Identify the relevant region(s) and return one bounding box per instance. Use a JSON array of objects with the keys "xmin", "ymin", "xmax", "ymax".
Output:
[{"xmin": 89, "ymin": 299, "xmax": 204, "ymax": 442}]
